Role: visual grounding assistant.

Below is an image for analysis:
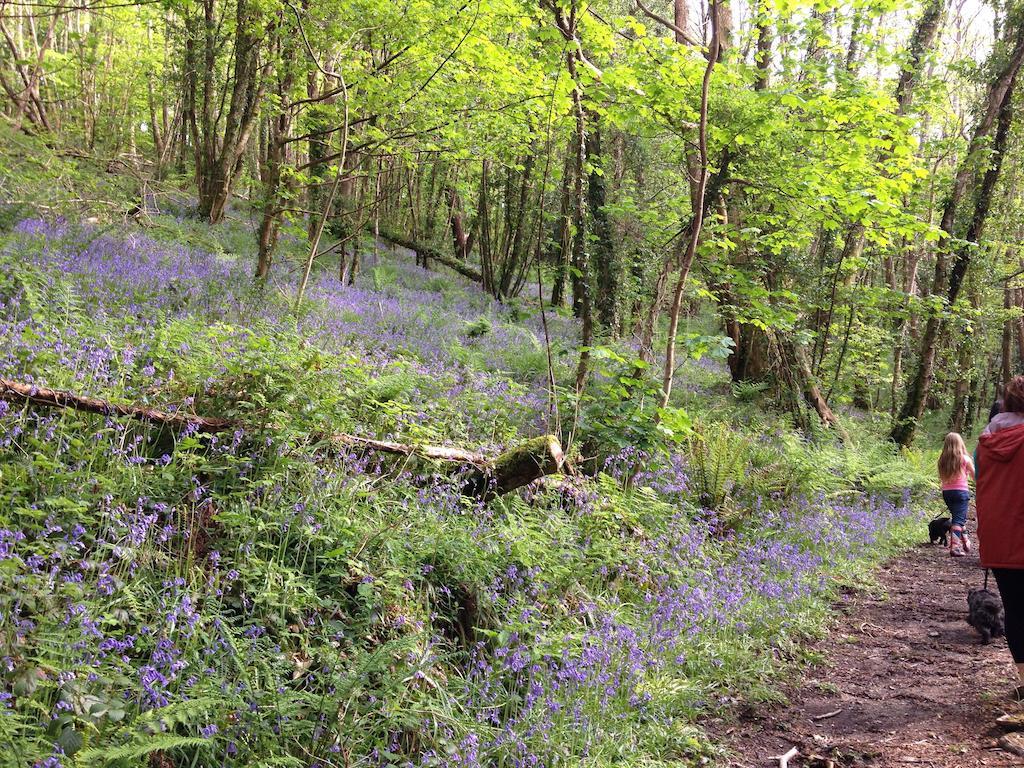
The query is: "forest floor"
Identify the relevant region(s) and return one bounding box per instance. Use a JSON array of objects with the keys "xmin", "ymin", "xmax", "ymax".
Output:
[{"xmin": 714, "ymin": 513, "xmax": 1024, "ymax": 767}]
